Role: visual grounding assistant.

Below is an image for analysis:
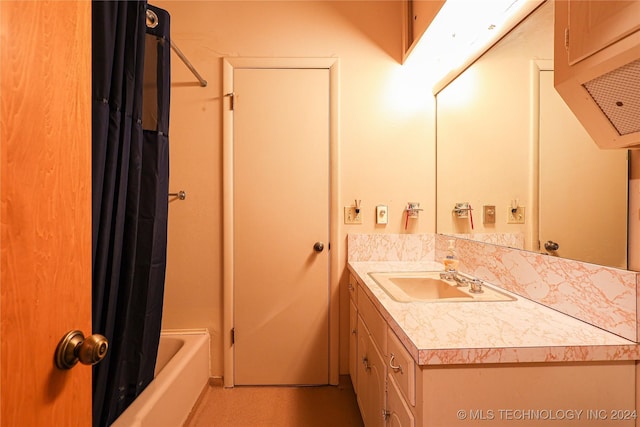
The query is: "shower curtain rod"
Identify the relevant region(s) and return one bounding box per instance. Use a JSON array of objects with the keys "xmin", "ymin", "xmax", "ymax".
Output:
[
  {"xmin": 170, "ymin": 40, "xmax": 208, "ymax": 87},
  {"xmin": 146, "ymin": 8, "xmax": 207, "ymax": 87}
]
